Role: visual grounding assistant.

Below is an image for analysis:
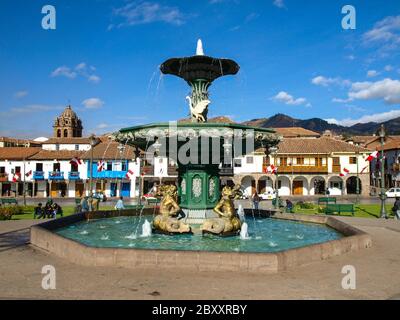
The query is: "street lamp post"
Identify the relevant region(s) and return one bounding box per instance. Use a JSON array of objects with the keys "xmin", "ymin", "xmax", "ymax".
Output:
[
  {"xmin": 356, "ymin": 151, "xmax": 360, "ymax": 204},
  {"xmin": 378, "ymin": 125, "xmax": 387, "ymax": 219},
  {"xmin": 89, "ymin": 134, "xmax": 96, "ymax": 199},
  {"xmin": 268, "ymin": 146, "xmax": 279, "ymax": 210}
]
